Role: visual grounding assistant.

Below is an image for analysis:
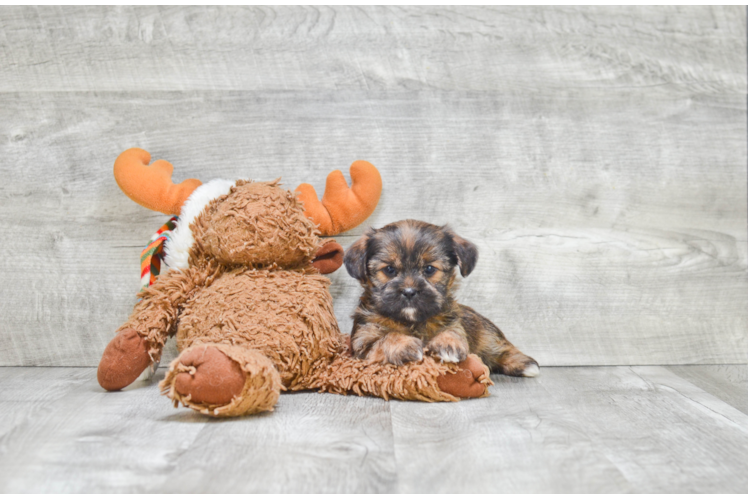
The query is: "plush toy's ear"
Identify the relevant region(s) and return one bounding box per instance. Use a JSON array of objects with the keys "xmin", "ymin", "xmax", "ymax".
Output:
[
  {"xmin": 446, "ymin": 228, "xmax": 478, "ymax": 277},
  {"xmin": 311, "ymin": 240, "xmax": 344, "ymax": 274},
  {"xmin": 296, "ymin": 161, "xmax": 382, "ymax": 236},
  {"xmin": 344, "ymin": 230, "xmax": 373, "ymax": 282}
]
